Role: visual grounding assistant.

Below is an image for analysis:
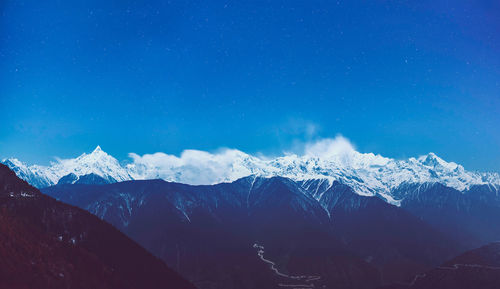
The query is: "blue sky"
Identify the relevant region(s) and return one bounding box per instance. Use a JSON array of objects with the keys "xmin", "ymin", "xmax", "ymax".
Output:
[{"xmin": 1, "ymin": 0, "xmax": 499, "ymax": 171}]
